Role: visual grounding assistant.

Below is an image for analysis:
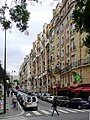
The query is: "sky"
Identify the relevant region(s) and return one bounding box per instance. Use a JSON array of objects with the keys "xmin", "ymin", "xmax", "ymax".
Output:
[{"xmin": 0, "ymin": 0, "xmax": 61, "ymax": 75}]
